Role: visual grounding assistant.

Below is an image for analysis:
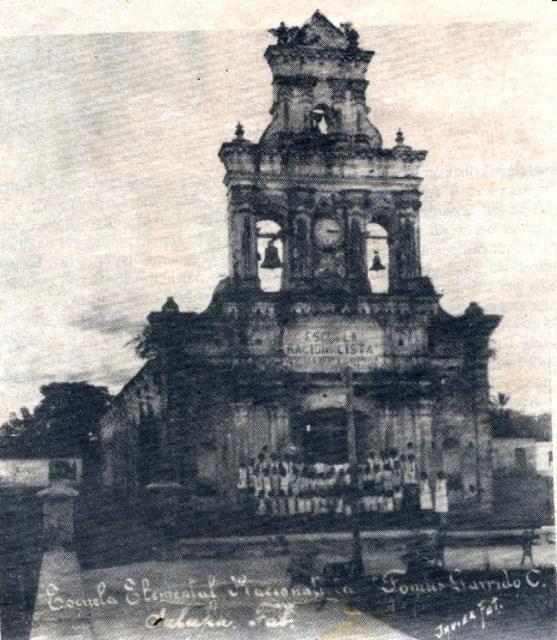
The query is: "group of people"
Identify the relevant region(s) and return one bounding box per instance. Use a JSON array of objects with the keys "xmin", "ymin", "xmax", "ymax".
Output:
[{"xmin": 236, "ymin": 444, "xmax": 449, "ymax": 522}]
